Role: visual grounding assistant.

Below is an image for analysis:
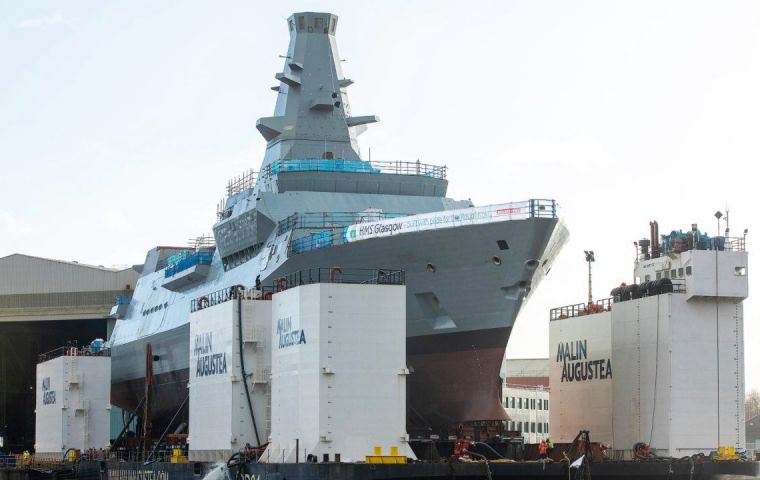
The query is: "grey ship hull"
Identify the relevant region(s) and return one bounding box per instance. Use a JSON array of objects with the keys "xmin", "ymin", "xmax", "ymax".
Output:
[
  {"xmin": 110, "ymin": 11, "xmax": 570, "ymax": 434},
  {"xmin": 111, "ymin": 217, "xmax": 567, "ymax": 430}
]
